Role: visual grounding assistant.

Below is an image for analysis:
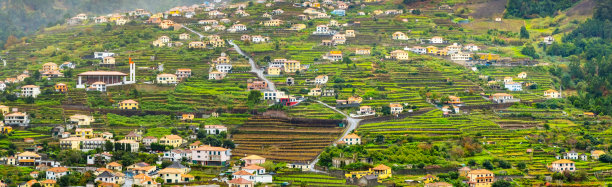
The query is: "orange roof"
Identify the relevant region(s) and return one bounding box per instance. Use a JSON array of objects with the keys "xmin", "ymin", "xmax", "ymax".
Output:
[
  {"xmin": 469, "ymin": 169, "xmax": 493, "ymax": 175},
  {"xmin": 372, "ymin": 164, "xmax": 390, "ymax": 170},
  {"xmin": 107, "ymin": 162, "xmax": 122, "ymax": 167},
  {"xmin": 162, "ymin": 134, "xmax": 183, "ymax": 140},
  {"xmin": 48, "ymin": 167, "xmax": 69, "ymax": 173},
  {"xmin": 344, "ymin": 133, "xmax": 360, "ymax": 139},
  {"xmin": 243, "ymin": 164, "xmax": 265, "ymax": 170},
  {"xmin": 177, "ymin": 68, "xmax": 191, "ymax": 71},
  {"xmin": 552, "ymin": 159, "xmax": 574, "ymax": 164},
  {"xmin": 158, "ymin": 168, "xmax": 182, "ymax": 174},
  {"xmin": 389, "ymin": 103, "xmax": 402, "ymax": 108},
  {"xmin": 97, "ymin": 168, "xmax": 114, "ymax": 173},
  {"xmin": 22, "ymin": 85, "xmax": 39, "ymax": 88},
  {"xmin": 329, "ymin": 51, "xmax": 342, "ymax": 54},
  {"xmin": 492, "ymin": 93, "xmax": 513, "ymax": 97},
  {"xmin": 120, "ymin": 100, "xmax": 138, "ymax": 104},
  {"xmin": 157, "ymin": 73, "xmax": 177, "ymax": 77},
  {"xmin": 228, "ymin": 178, "xmax": 253, "ymax": 184},
  {"xmin": 194, "ymin": 145, "xmax": 227, "ymax": 151},
  {"xmin": 17, "ymin": 151, "xmax": 40, "ymax": 157},
  {"xmin": 41, "ymin": 179, "xmax": 56, "ymax": 184},
  {"xmin": 232, "ymin": 170, "xmax": 253, "ymax": 175}
]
